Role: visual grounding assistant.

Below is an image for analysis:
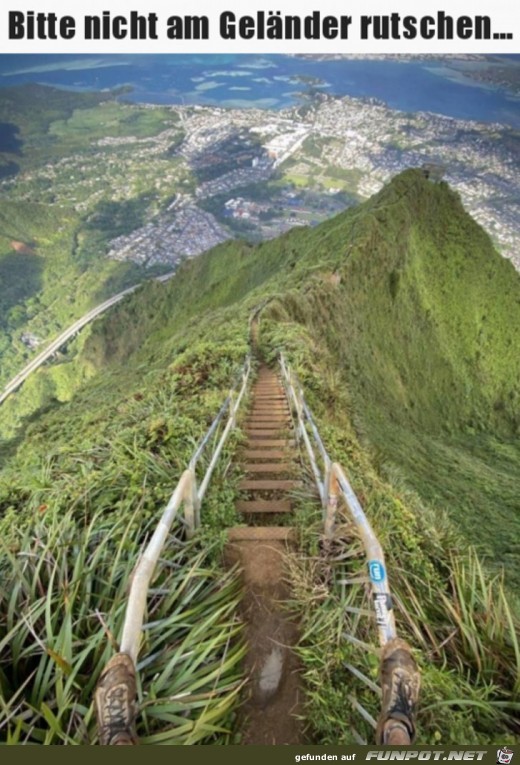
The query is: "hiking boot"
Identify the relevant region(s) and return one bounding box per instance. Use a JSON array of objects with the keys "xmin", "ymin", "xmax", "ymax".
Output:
[
  {"xmin": 376, "ymin": 637, "xmax": 420, "ymax": 745},
  {"xmin": 95, "ymin": 653, "xmax": 138, "ymax": 745}
]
